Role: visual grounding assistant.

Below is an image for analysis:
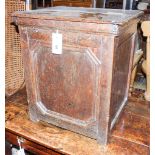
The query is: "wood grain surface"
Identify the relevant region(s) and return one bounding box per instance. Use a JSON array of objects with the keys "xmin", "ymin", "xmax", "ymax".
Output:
[{"xmin": 5, "ymin": 89, "xmax": 149, "ymax": 155}]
